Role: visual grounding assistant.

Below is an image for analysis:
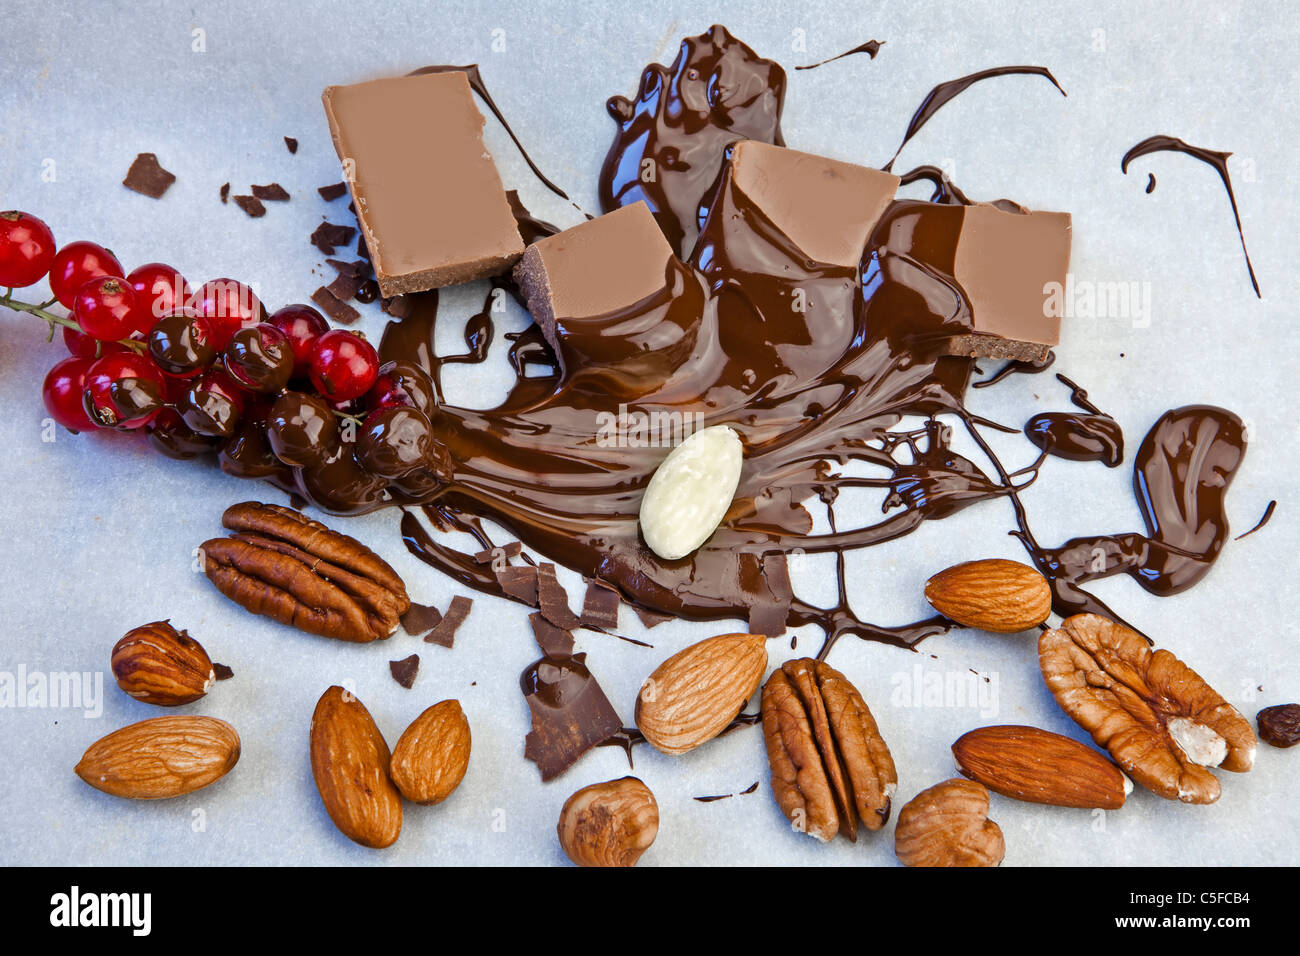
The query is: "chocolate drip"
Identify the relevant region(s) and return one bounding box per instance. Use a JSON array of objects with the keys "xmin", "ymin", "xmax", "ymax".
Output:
[
  {"xmin": 1024, "ymin": 373, "xmax": 1124, "ymax": 467},
  {"xmin": 972, "ymin": 350, "xmax": 1055, "ymax": 388},
  {"xmin": 898, "ymin": 165, "xmax": 972, "ymax": 205},
  {"xmin": 1121, "ymin": 134, "xmax": 1260, "ymax": 297},
  {"xmin": 883, "ymin": 66, "xmax": 1066, "ymax": 171},
  {"xmin": 598, "ymin": 25, "xmax": 787, "ymax": 255},
  {"xmin": 1235, "ymin": 500, "xmax": 1275, "ymax": 541},
  {"xmin": 795, "ymin": 39, "xmax": 884, "ymax": 71}
]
